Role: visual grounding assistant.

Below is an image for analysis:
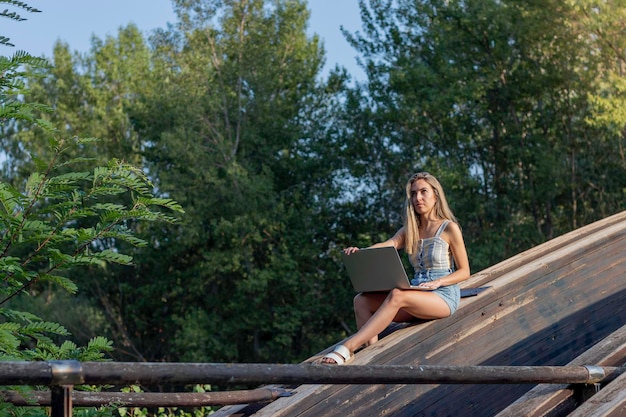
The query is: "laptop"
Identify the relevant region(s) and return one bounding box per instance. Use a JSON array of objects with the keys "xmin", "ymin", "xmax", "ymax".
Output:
[
  {"xmin": 341, "ymin": 246, "xmax": 491, "ymax": 297},
  {"xmin": 341, "ymin": 246, "xmax": 428, "ymax": 292}
]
